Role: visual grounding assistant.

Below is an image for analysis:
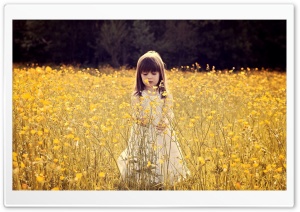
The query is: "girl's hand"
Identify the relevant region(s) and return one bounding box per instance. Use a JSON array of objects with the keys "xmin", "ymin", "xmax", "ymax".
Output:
[
  {"xmin": 139, "ymin": 117, "xmax": 149, "ymax": 127},
  {"xmin": 156, "ymin": 122, "xmax": 166, "ymax": 131}
]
